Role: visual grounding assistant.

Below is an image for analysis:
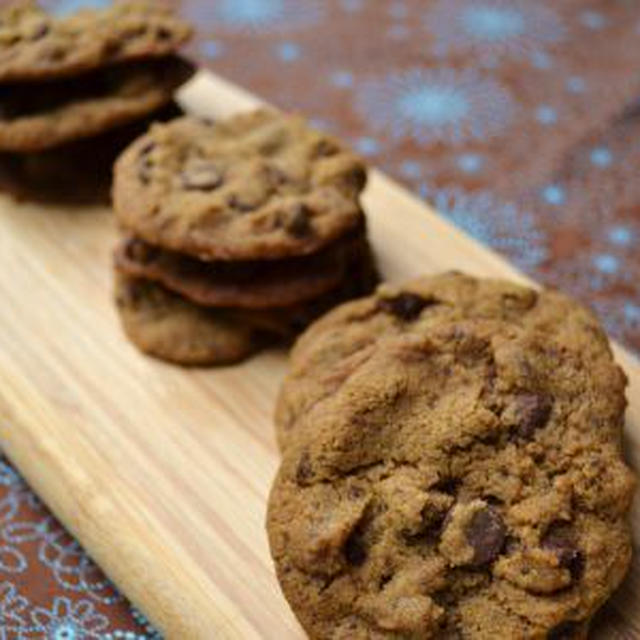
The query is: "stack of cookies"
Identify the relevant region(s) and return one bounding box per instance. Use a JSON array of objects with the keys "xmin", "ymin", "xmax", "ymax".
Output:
[
  {"xmin": 112, "ymin": 109, "xmax": 378, "ymax": 366},
  {"xmin": 268, "ymin": 272, "xmax": 635, "ymax": 639},
  {"xmin": 0, "ymin": 1, "xmax": 193, "ymax": 201}
]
